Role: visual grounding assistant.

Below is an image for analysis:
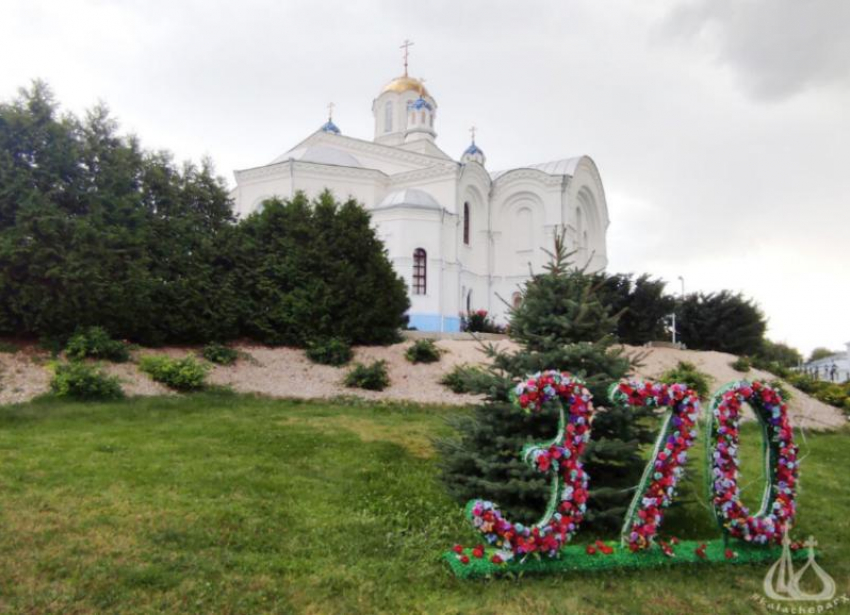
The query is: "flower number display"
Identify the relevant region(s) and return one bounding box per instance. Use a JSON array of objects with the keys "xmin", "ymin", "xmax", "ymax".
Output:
[
  {"xmin": 465, "ymin": 371, "xmax": 593, "ymax": 563},
  {"xmin": 447, "ymin": 376, "xmax": 802, "ymax": 576},
  {"xmin": 611, "ymin": 381, "xmax": 701, "ymax": 551},
  {"xmin": 708, "ymin": 381, "xmax": 798, "ymax": 544}
]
